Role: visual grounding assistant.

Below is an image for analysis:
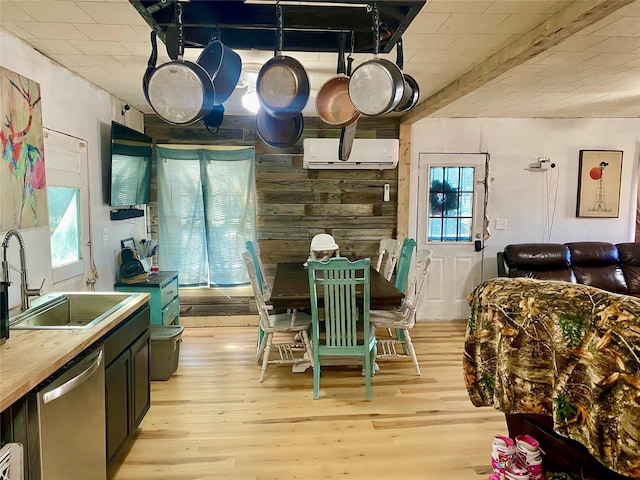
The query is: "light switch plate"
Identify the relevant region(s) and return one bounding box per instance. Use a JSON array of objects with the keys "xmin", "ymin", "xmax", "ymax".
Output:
[
  {"xmin": 495, "ymin": 219, "xmax": 507, "ymax": 230},
  {"xmin": 383, "ymin": 184, "xmax": 390, "ymax": 202}
]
